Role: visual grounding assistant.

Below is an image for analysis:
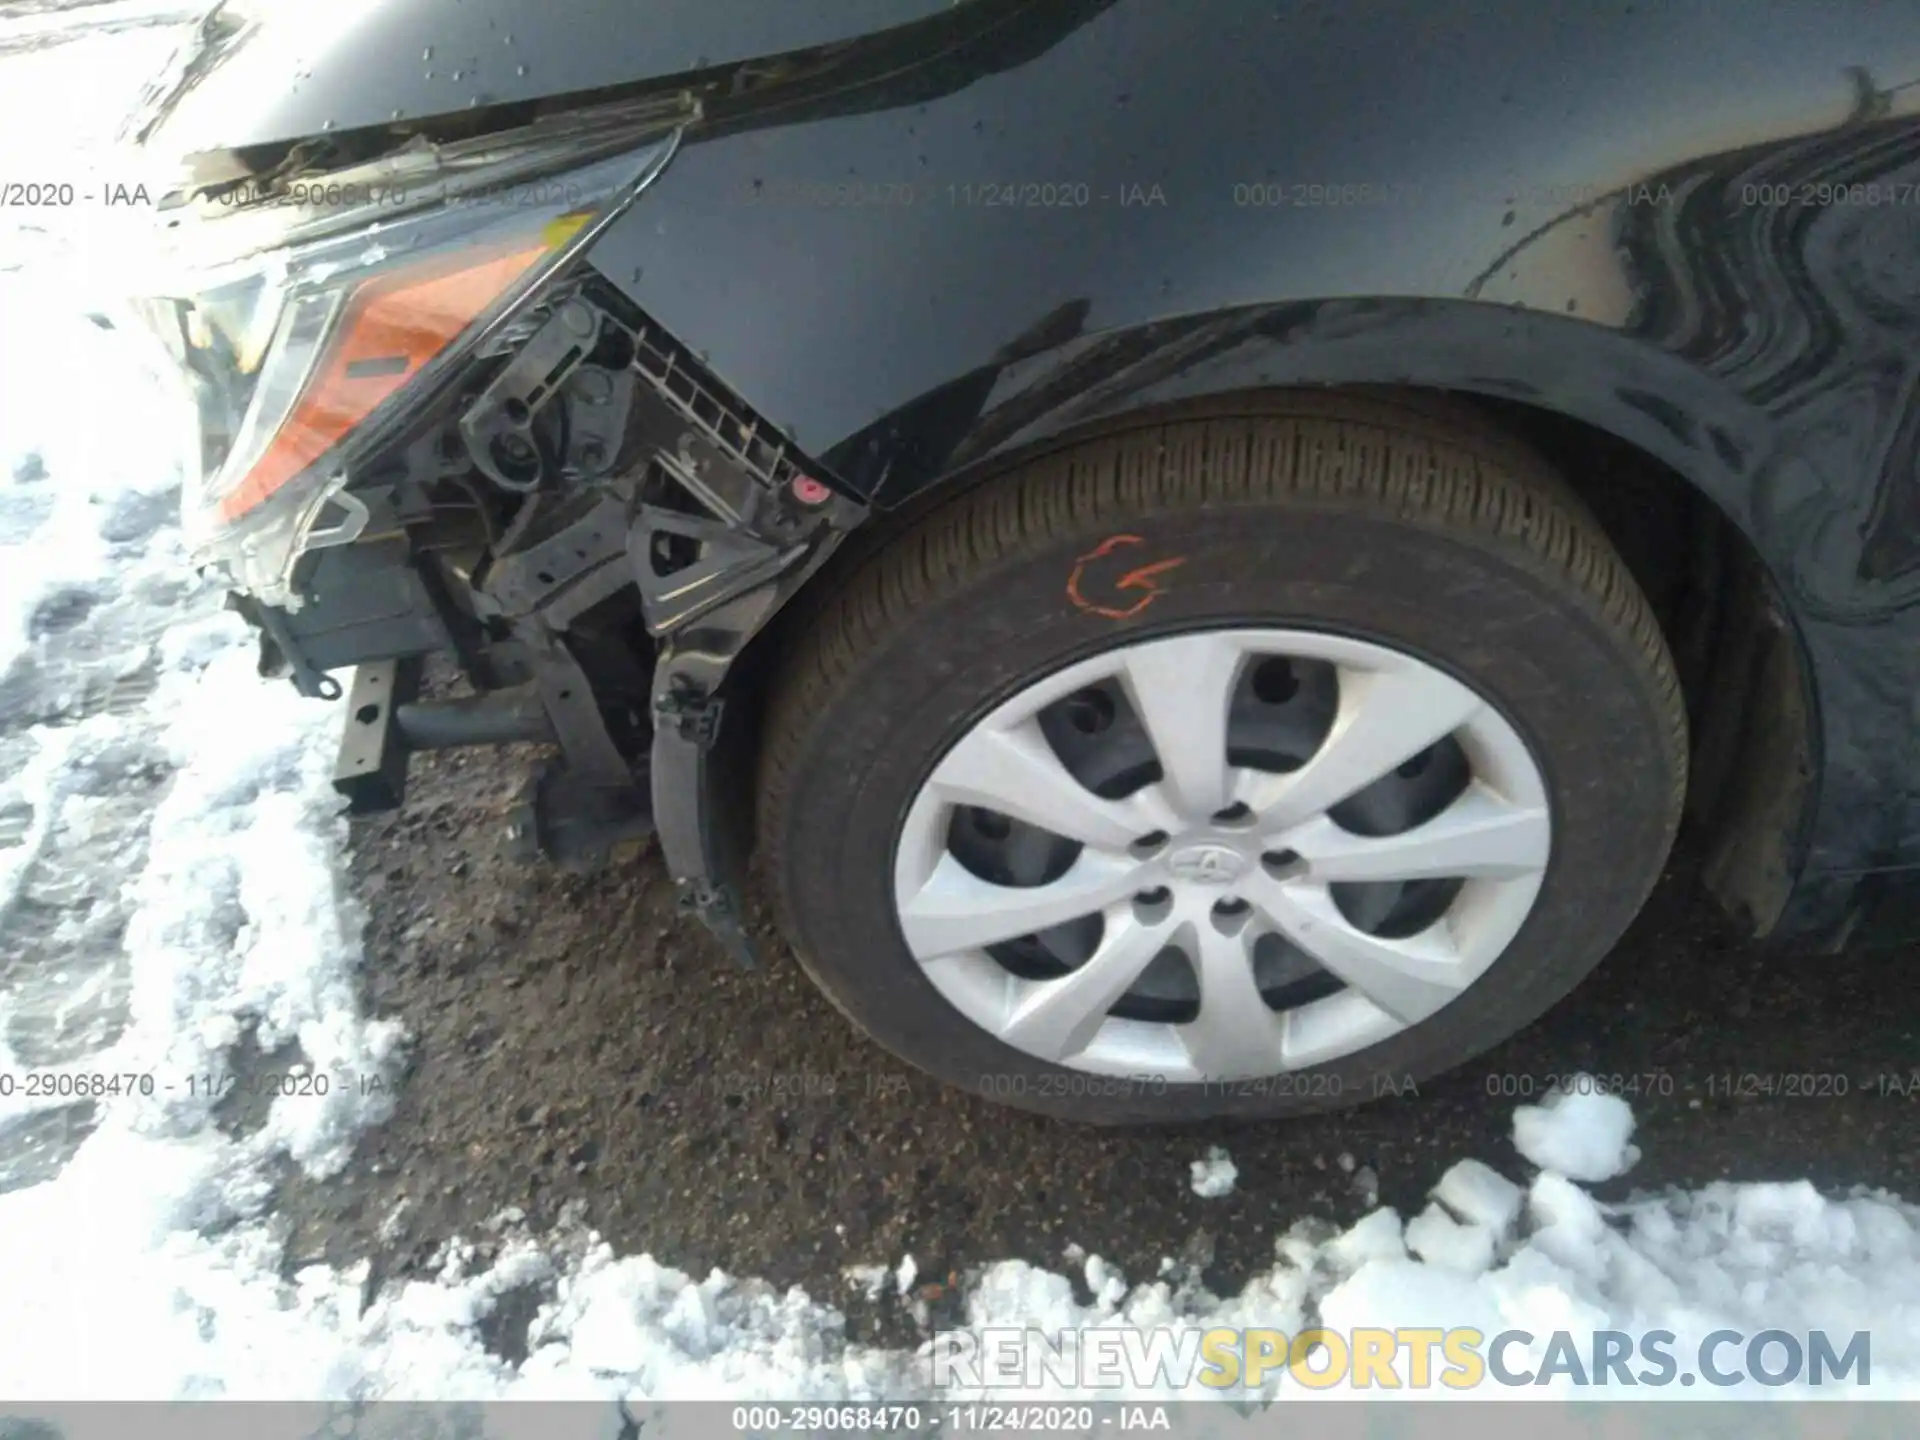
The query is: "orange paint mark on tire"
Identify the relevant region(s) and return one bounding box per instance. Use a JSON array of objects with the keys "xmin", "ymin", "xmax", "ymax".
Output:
[{"xmin": 1066, "ymin": 534, "xmax": 1189, "ymax": 619}]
